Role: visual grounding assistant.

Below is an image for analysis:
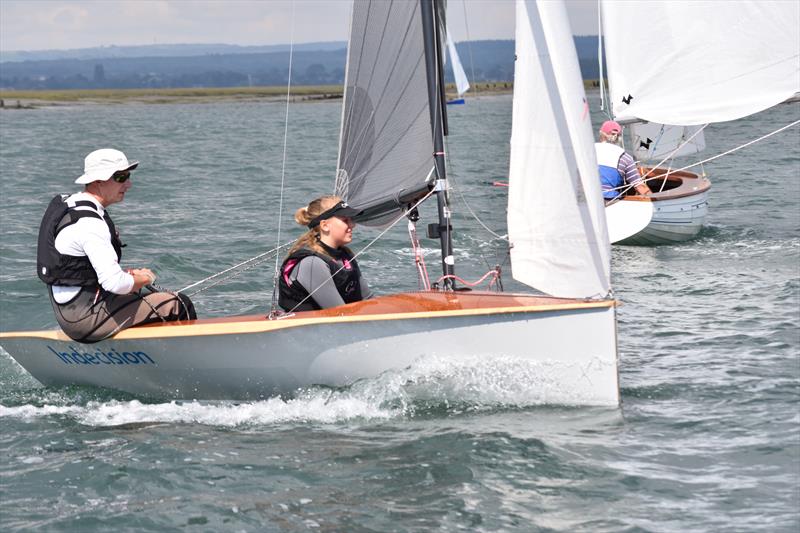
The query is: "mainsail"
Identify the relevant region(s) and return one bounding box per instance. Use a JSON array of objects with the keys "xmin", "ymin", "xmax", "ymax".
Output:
[
  {"xmin": 601, "ymin": 0, "xmax": 800, "ymax": 125},
  {"xmin": 445, "ymin": 28, "xmax": 470, "ymax": 97},
  {"xmin": 508, "ymin": 0, "xmax": 611, "ymax": 299},
  {"xmin": 335, "ymin": 0, "xmax": 436, "ymax": 225}
]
